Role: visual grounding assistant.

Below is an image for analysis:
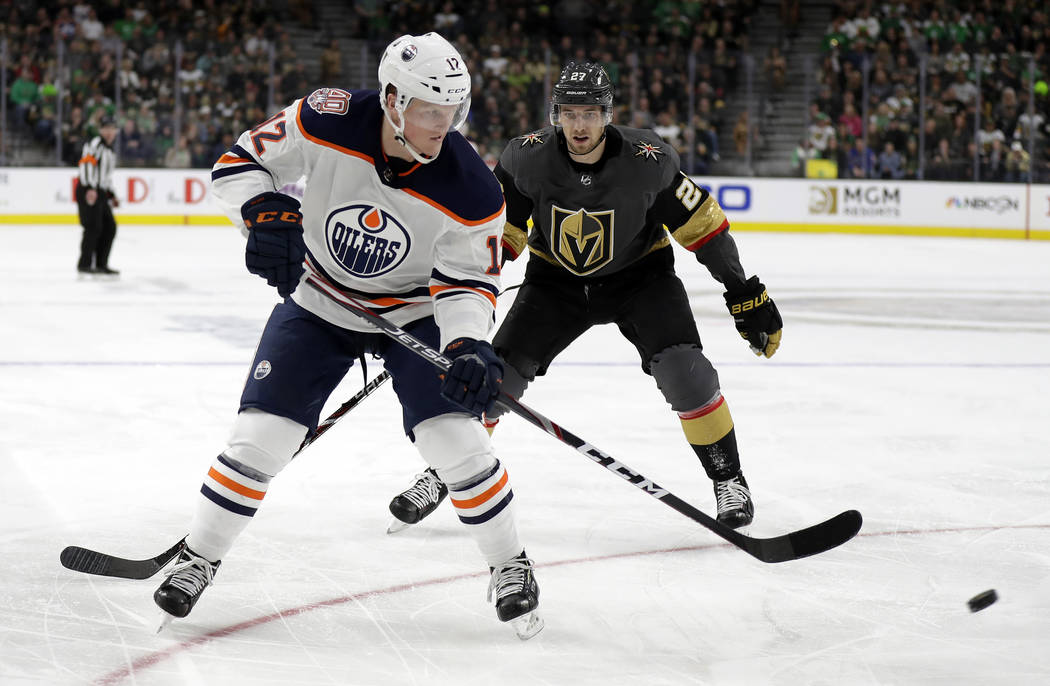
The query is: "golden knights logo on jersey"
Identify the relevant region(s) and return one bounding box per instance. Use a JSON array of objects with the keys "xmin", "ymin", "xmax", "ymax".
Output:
[
  {"xmin": 325, "ymin": 203, "xmax": 411, "ymax": 277},
  {"xmin": 550, "ymin": 205, "xmax": 614, "ymax": 275}
]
